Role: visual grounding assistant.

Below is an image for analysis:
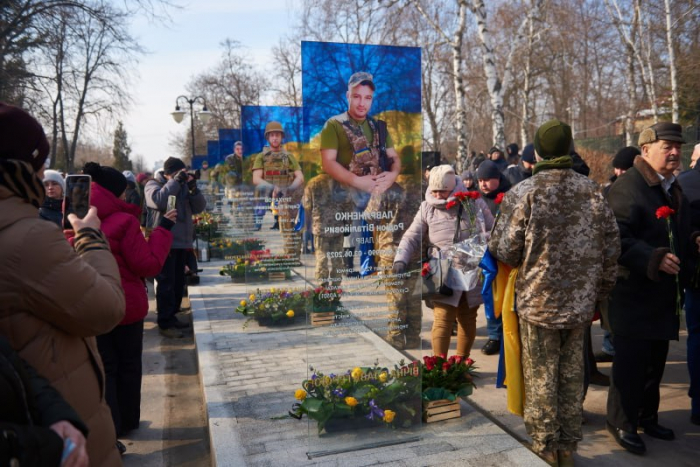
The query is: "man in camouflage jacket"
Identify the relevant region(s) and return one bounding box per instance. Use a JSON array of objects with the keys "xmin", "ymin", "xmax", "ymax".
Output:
[{"xmin": 488, "ymin": 119, "xmax": 620, "ymax": 465}]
